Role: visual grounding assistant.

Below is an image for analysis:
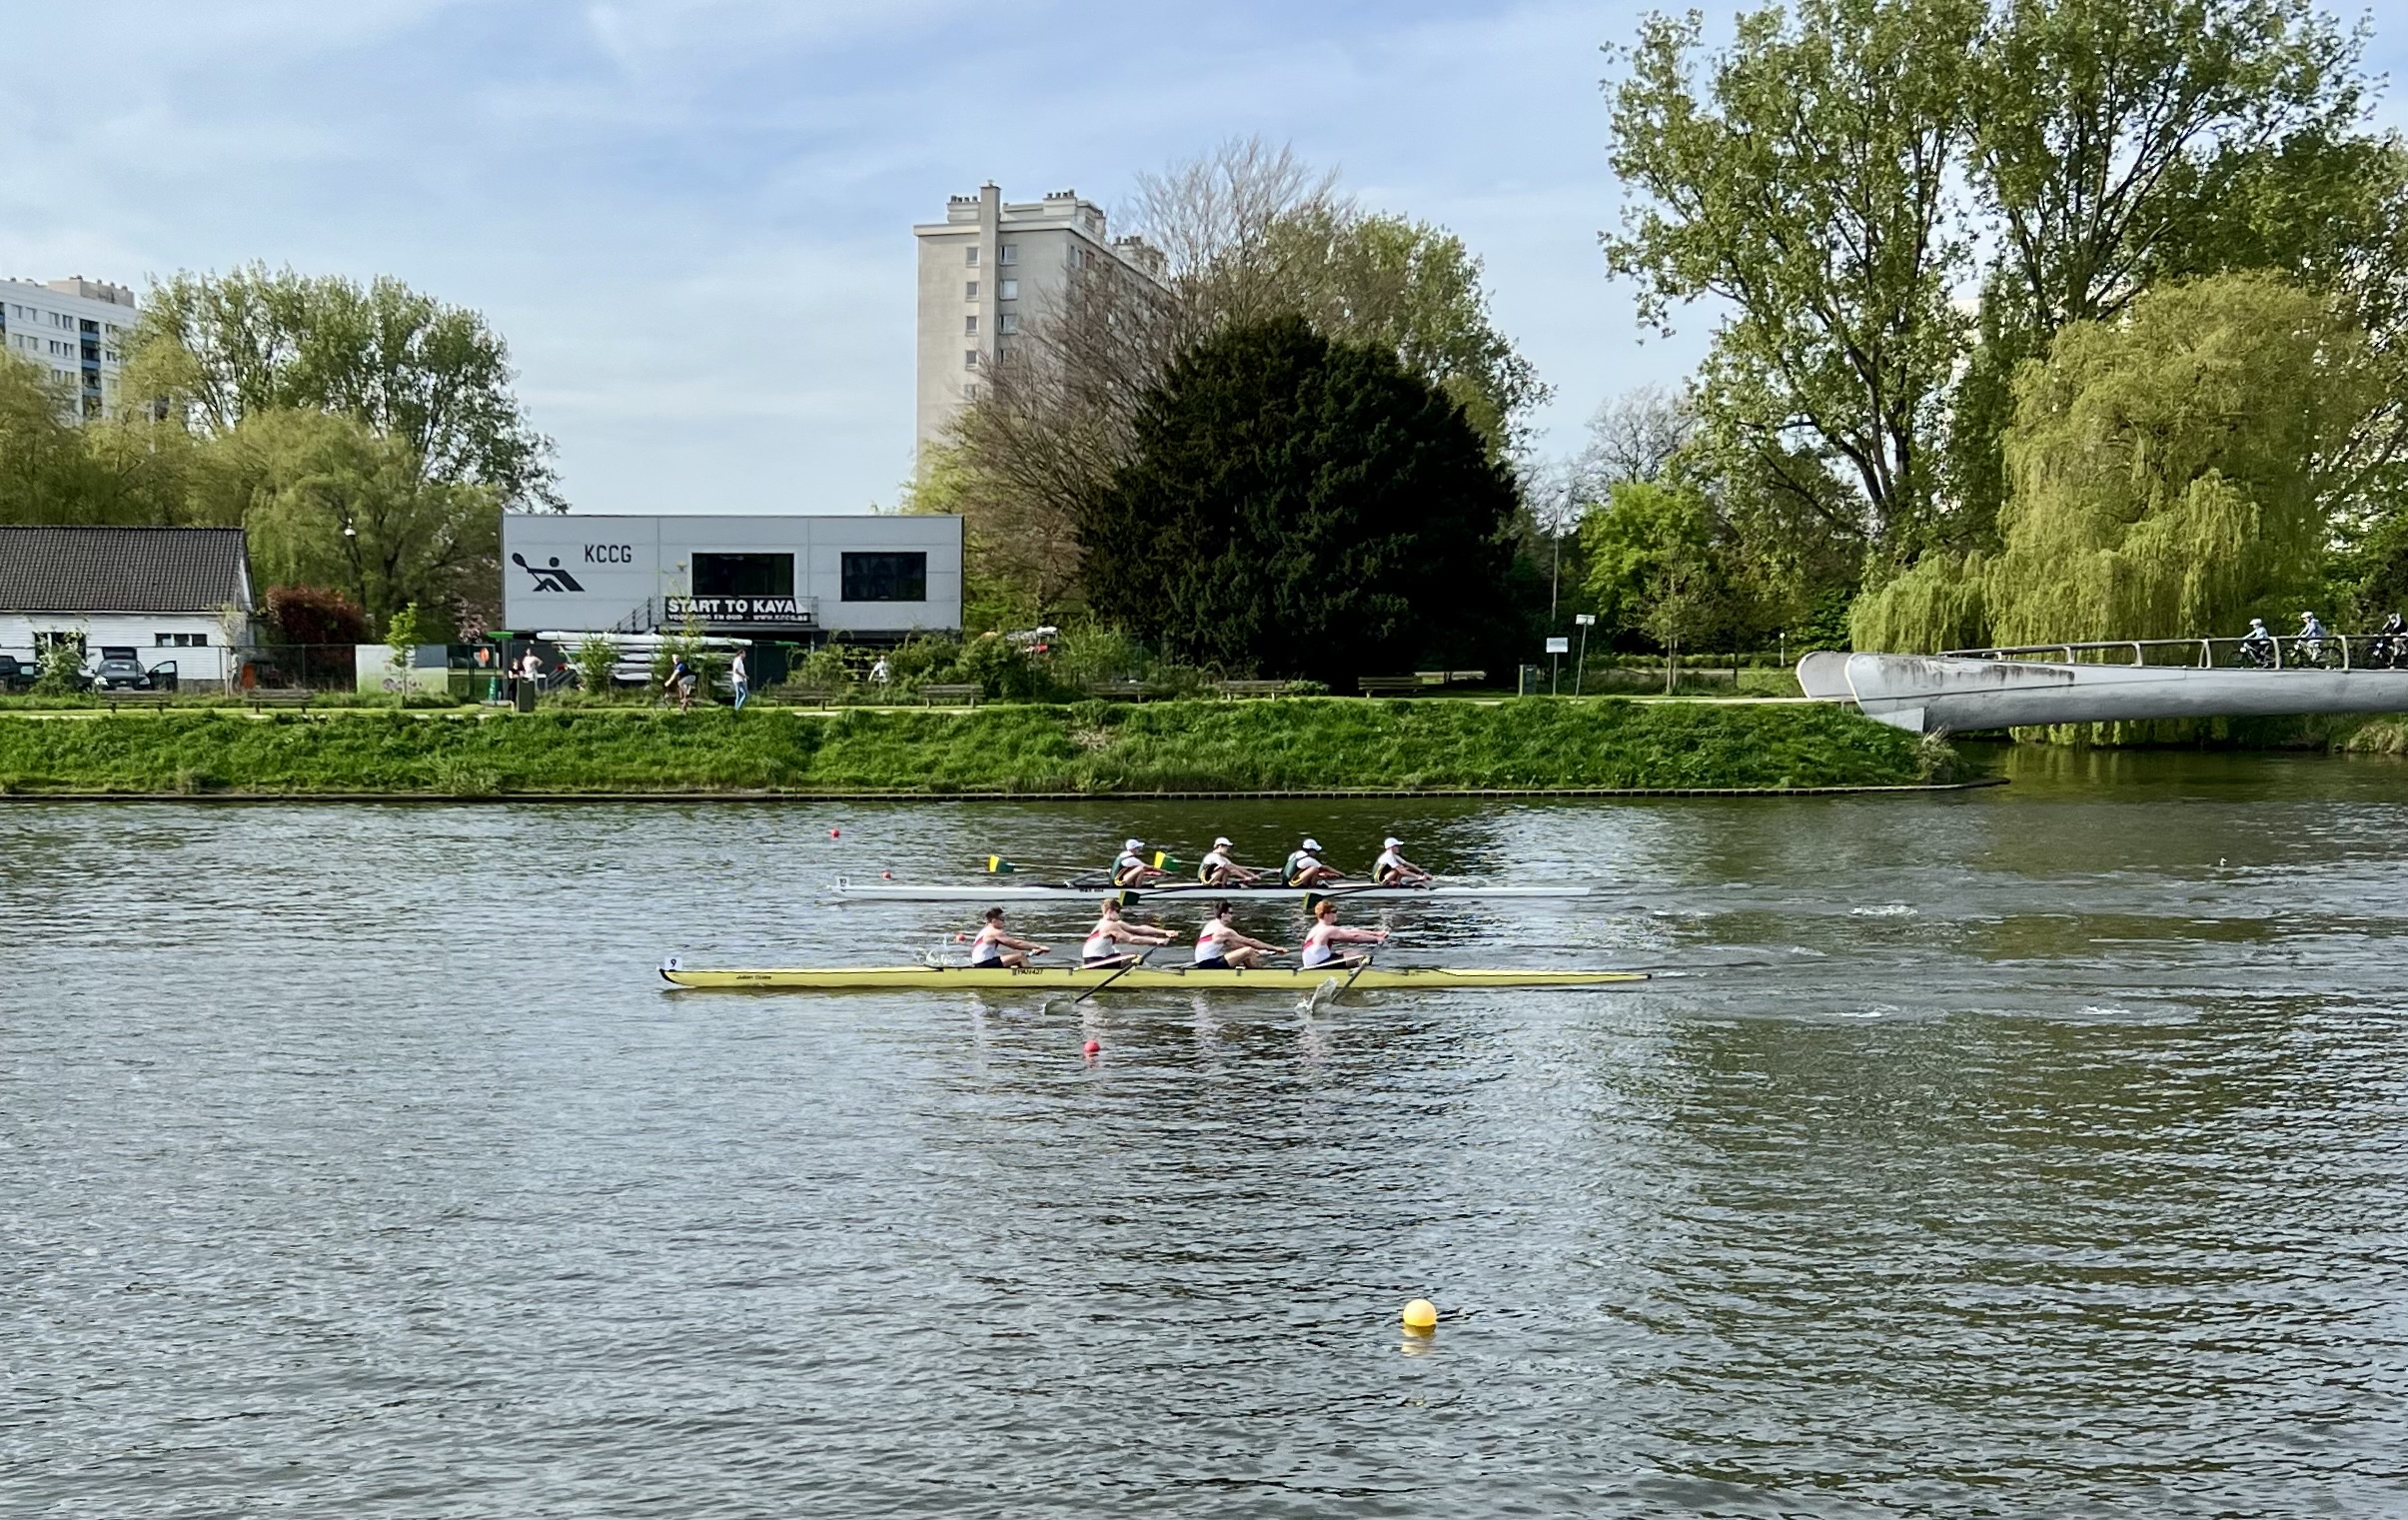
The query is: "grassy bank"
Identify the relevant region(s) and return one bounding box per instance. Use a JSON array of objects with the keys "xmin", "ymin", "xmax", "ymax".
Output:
[{"xmin": 0, "ymin": 698, "xmax": 1941, "ymax": 795}]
